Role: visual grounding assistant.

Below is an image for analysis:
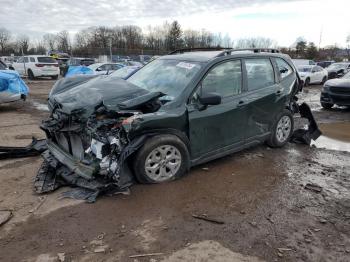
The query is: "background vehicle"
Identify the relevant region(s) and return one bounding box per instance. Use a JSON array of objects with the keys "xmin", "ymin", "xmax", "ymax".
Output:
[
  {"xmin": 317, "ymin": 60, "xmax": 335, "ymax": 68},
  {"xmin": 110, "ymin": 65, "xmax": 140, "ymax": 79},
  {"xmin": 0, "ymin": 60, "xmax": 8, "ymax": 70},
  {"xmin": 88, "ymin": 63, "xmax": 124, "ymax": 75},
  {"xmin": 321, "ymin": 71, "xmax": 350, "ymax": 109},
  {"xmin": 41, "ymin": 48, "xmax": 303, "ymax": 187},
  {"xmin": 0, "ymin": 70, "xmax": 28, "ymax": 104},
  {"xmin": 326, "ymin": 62, "xmax": 350, "ymax": 79},
  {"xmin": 10, "ymin": 55, "xmax": 59, "ymax": 80},
  {"xmin": 297, "ymin": 65, "xmax": 328, "ymax": 86},
  {"xmin": 292, "ymin": 59, "xmax": 316, "ymax": 66},
  {"xmin": 62, "ymin": 57, "xmax": 95, "ymax": 76}
]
